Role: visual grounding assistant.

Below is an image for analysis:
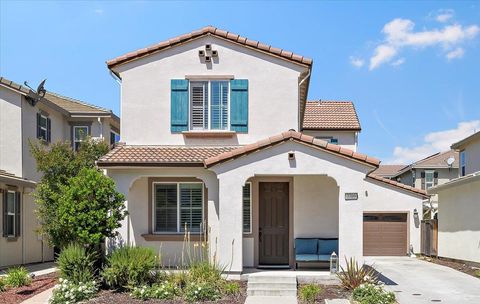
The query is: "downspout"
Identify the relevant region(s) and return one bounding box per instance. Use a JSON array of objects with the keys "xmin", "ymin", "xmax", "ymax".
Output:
[
  {"xmin": 298, "ymin": 69, "xmax": 311, "ymax": 132},
  {"xmin": 98, "ymin": 117, "xmax": 103, "ymax": 139}
]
